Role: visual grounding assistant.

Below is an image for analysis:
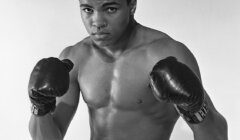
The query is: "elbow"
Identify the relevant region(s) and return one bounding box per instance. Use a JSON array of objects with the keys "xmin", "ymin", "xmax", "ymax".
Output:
[
  {"xmin": 29, "ymin": 115, "xmax": 37, "ymax": 140},
  {"xmin": 218, "ymin": 115, "xmax": 228, "ymax": 140},
  {"xmin": 210, "ymin": 110, "xmax": 228, "ymax": 140},
  {"xmin": 28, "ymin": 115, "xmax": 64, "ymax": 140}
]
